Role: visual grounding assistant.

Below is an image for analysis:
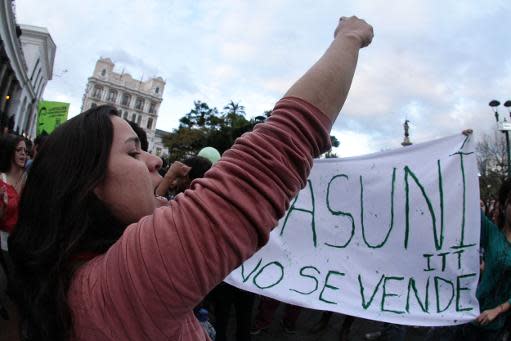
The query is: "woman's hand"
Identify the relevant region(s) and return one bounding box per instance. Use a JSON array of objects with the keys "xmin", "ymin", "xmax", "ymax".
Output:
[
  {"xmin": 476, "ymin": 307, "xmax": 501, "ymax": 325},
  {"xmin": 155, "ymin": 162, "xmax": 191, "ymax": 197},
  {"xmin": 334, "ymin": 16, "xmax": 374, "ymax": 48},
  {"xmin": 165, "ymin": 162, "xmax": 191, "ymax": 181}
]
